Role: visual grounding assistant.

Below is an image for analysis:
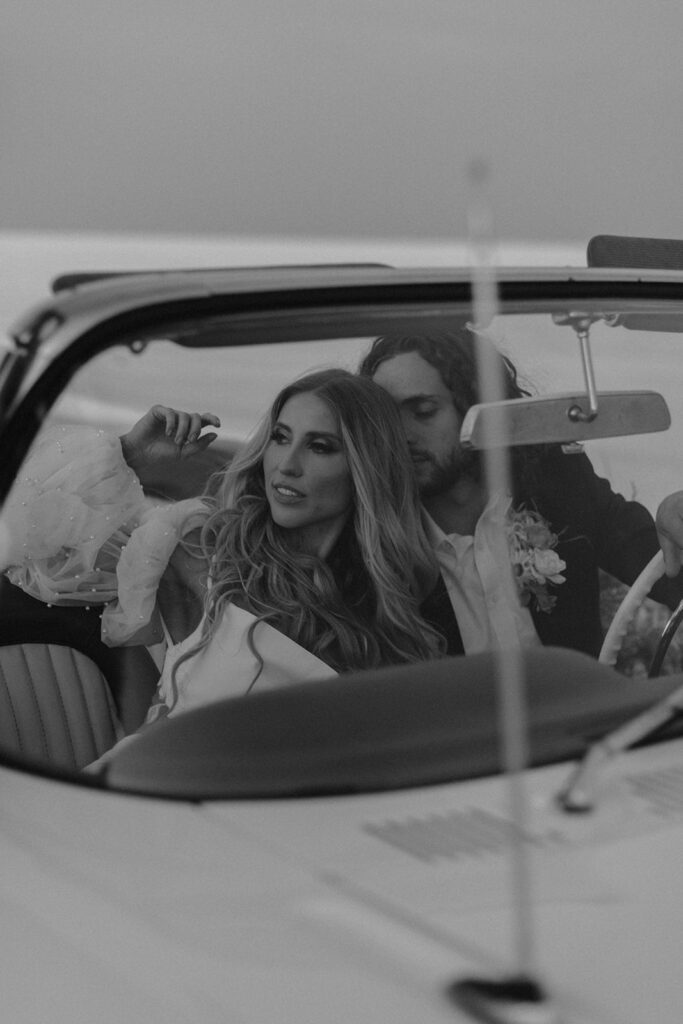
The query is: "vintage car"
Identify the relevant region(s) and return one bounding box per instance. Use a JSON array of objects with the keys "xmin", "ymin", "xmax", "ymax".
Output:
[{"xmin": 2, "ymin": 235, "xmax": 683, "ymax": 1023}]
